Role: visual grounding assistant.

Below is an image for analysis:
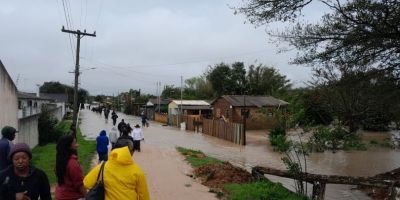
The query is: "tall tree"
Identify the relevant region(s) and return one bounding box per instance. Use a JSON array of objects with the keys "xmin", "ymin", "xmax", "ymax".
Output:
[
  {"xmin": 237, "ymin": 0, "xmax": 400, "ymax": 78},
  {"xmin": 161, "ymin": 85, "xmax": 181, "ymax": 99},
  {"xmin": 206, "ymin": 63, "xmax": 233, "ymax": 96},
  {"xmin": 247, "ymin": 64, "xmax": 291, "ymax": 96}
]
